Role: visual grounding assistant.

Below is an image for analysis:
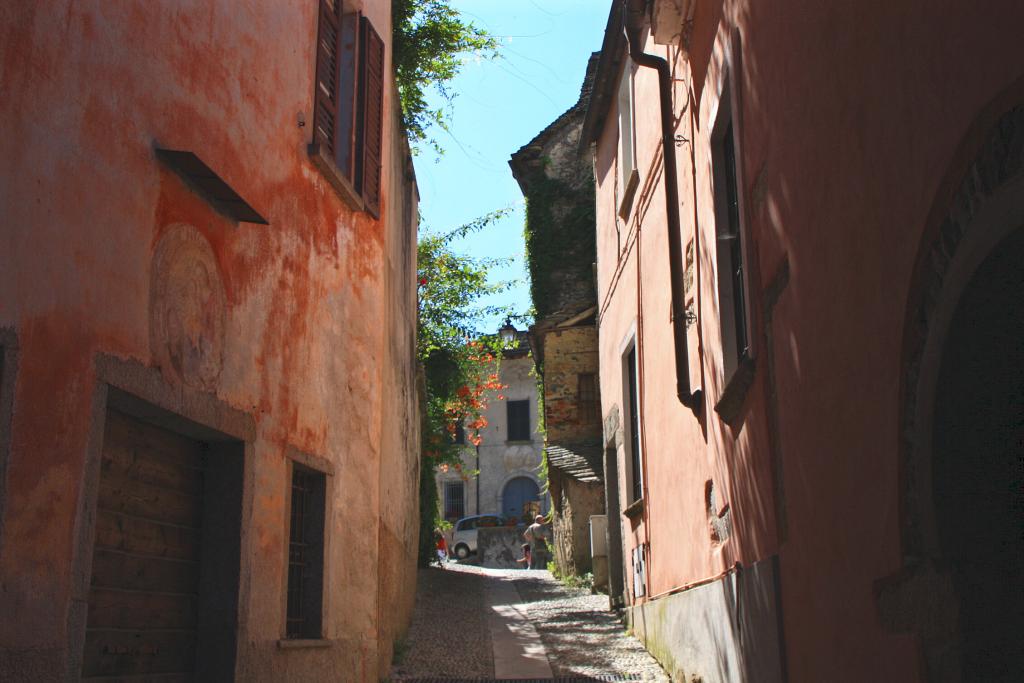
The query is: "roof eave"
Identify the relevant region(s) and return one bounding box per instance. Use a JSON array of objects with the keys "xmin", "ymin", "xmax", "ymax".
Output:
[{"xmin": 579, "ymin": 2, "xmax": 627, "ymax": 156}]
